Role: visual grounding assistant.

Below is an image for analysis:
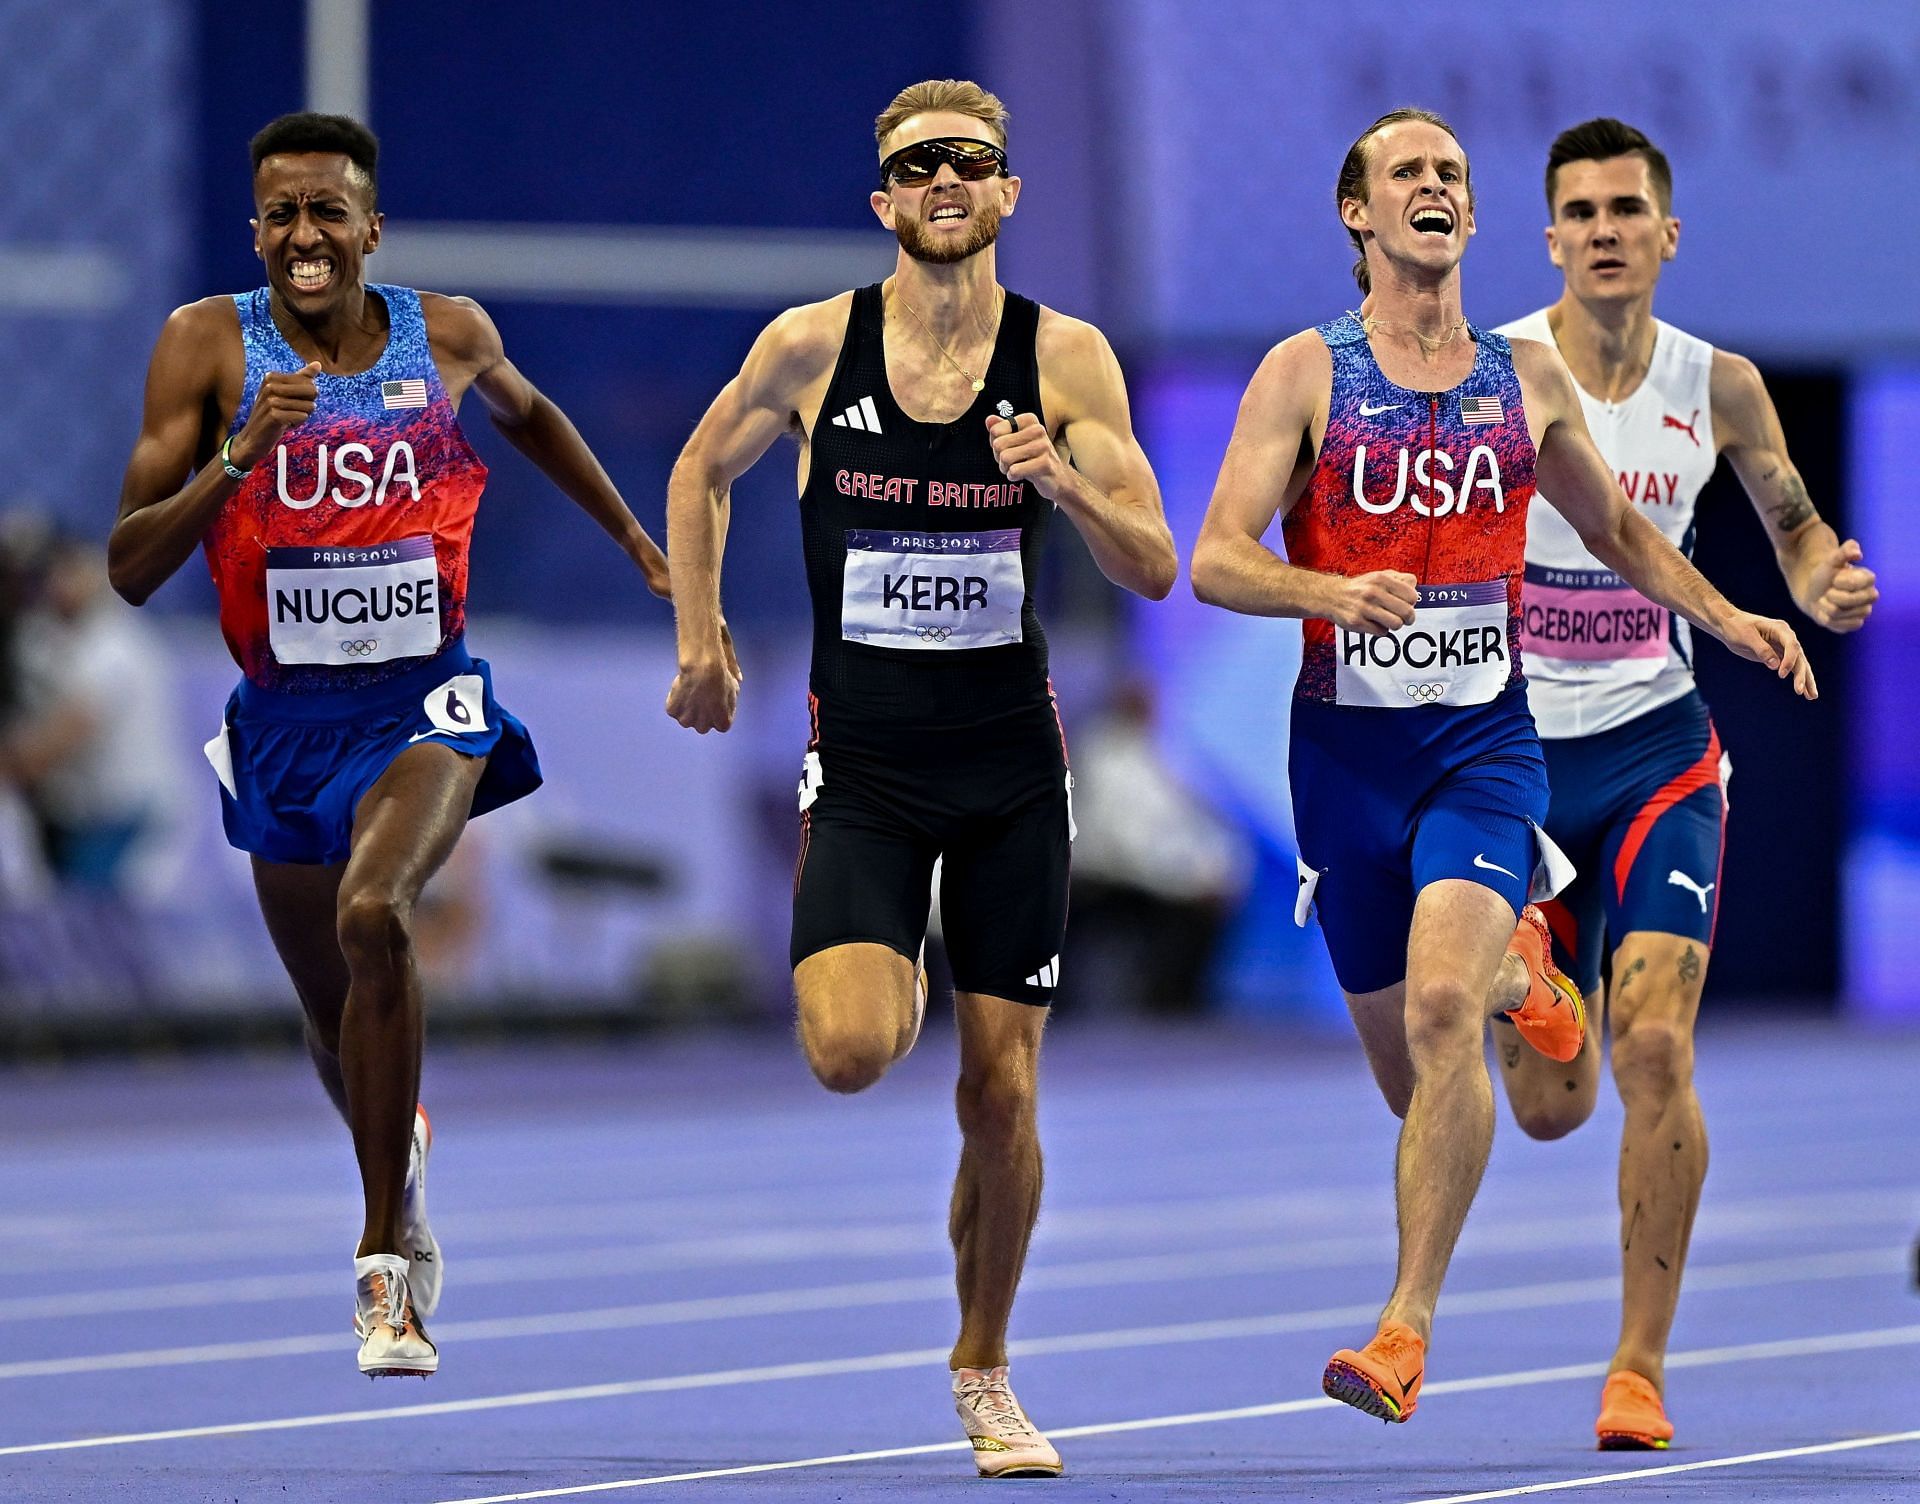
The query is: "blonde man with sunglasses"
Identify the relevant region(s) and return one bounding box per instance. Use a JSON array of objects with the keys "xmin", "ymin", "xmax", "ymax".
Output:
[{"xmin": 665, "ymin": 78, "xmax": 1175, "ymax": 1478}]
